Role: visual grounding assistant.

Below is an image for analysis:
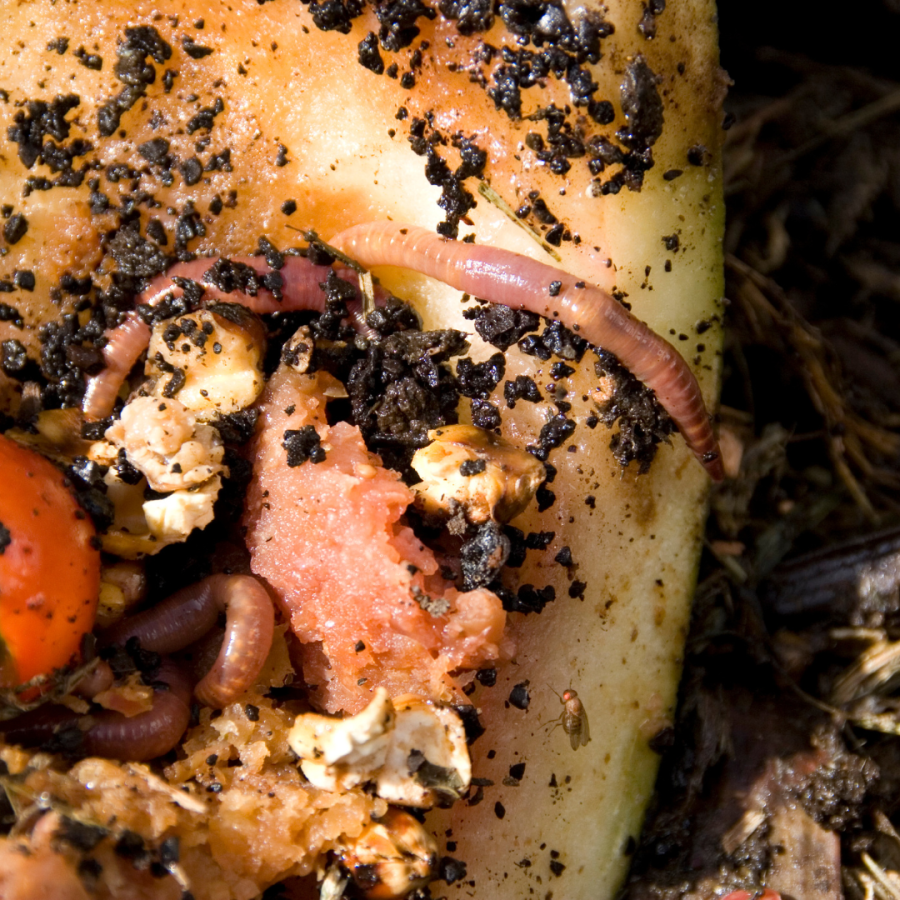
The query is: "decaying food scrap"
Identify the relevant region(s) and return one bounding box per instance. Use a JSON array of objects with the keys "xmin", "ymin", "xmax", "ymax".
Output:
[{"xmin": 0, "ymin": 0, "xmax": 726, "ymax": 897}]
